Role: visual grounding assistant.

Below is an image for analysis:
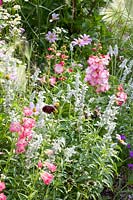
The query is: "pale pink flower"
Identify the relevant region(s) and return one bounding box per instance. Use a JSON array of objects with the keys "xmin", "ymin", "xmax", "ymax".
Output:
[
  {"xmin": 41, "ymin": 172, "xmax": 54, "ymax": 185},
  {"xmin": 44, "ymin": 162, "xmax": 57, "ymax": 172},
  {"xmin": 71, "ymin": 38, "xmax": 85, "ymax": 47},
  {"xmin": 37, "ymin": 161, "xmax": 43, "ymax": 169},
  {"xmin": 45, "ymin": 149, "xmax": 54, "ymax": 156},
  {"xmin": 85, "ymin": 54, "xmax": 110, "ymax": 93},
  {"xmin": 54, "ymin": 63, "xmax": 64, "ymax": 74},
  {"xmin": 49, "ymin": 76, "xmax": 56, "ymax": 86},
  {"xmin": 23, "ymin": 107, "xmax": 33, "ymax": 117},
  {"xmin": 0, "ymin": 182, "xmax": 5, "ymax": 192},
  {"xmin": 10, "ymin": 122, "xmax": 22, "ymax": 133},
  {"xmin": 80, "ymin": 34, "xmax": 92, "ymax": 45},
  {"xmin": 0, "ymin": 193, "xmax": 7, "ymax": 200}
]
